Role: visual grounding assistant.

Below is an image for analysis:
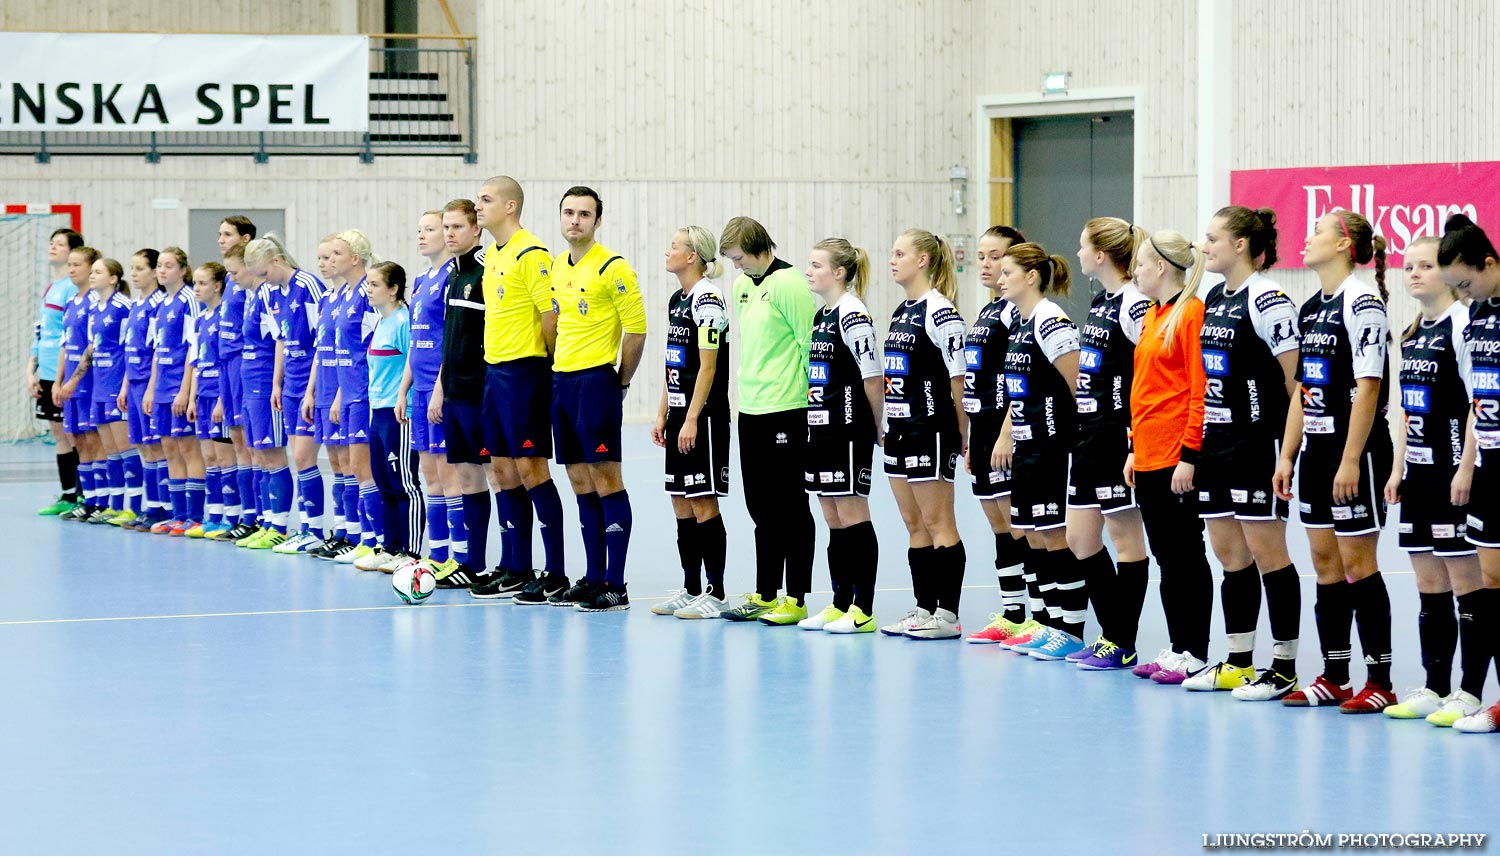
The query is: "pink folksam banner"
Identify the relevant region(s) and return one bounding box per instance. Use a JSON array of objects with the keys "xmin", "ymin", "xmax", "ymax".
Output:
[{"xmin": 1230, "ymin": 161, "xmax": 1499, "ymax": 269}]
